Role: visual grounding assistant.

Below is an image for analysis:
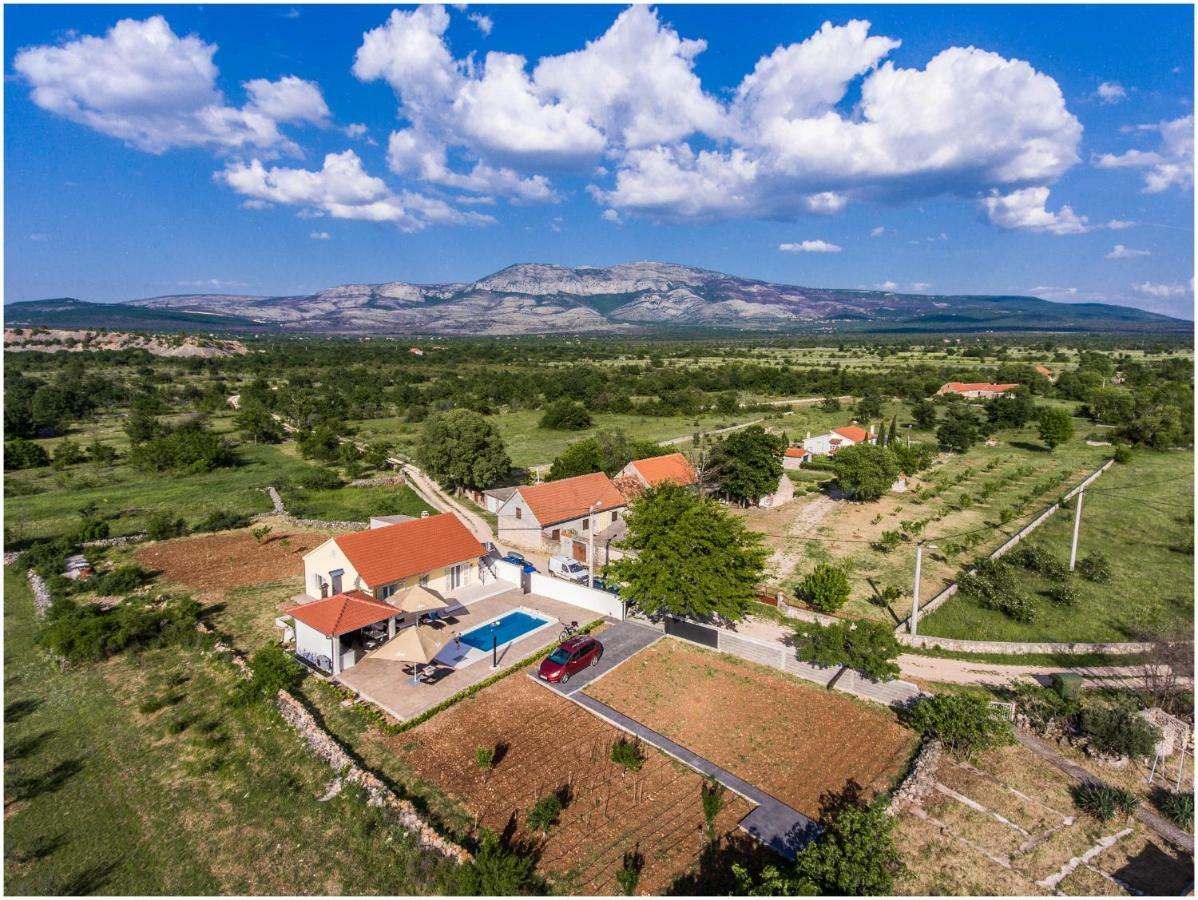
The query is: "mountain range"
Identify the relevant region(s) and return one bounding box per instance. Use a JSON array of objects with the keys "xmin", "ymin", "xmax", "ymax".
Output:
[{"xmin": 6, "ymin": 262, "xmax": 1190, "ymax": 336}]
